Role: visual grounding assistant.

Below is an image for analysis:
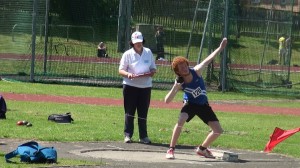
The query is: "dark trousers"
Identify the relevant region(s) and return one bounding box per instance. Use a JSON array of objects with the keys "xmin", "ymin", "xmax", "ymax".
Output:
[
  {"xmin": 156, "ymin": 44, "xmax": 164, "ymax": 60},
  {"xmin": 123, "ymin": 85, "xmax": 151, "ymax": 139},
  {"xmin": 97, "ymin": 49, "xmax": 107, "ymax": 57}
]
